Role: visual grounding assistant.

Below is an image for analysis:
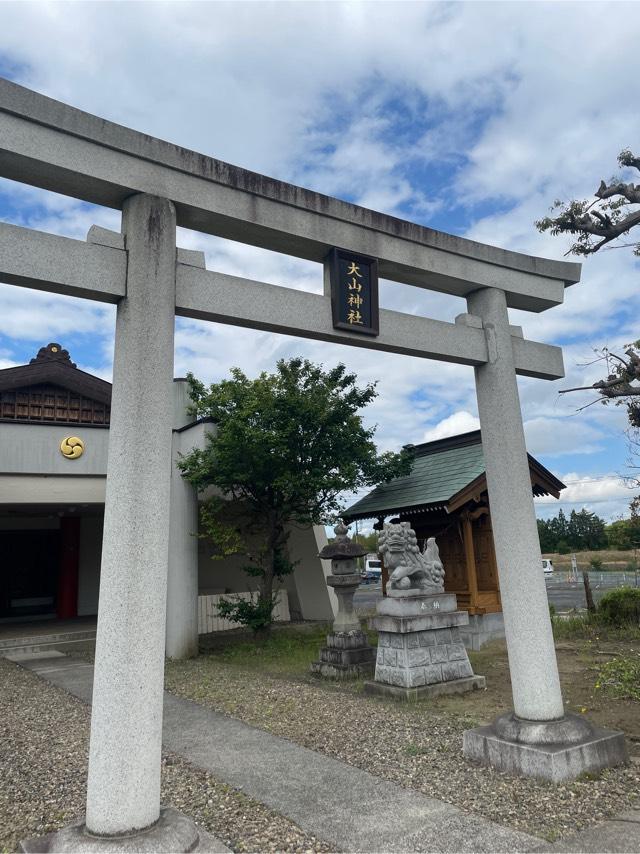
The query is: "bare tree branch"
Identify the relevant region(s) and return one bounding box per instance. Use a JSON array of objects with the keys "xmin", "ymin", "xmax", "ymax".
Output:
[{"xmin": 596, "ymin": 180, "xmax": 640, "ymax": 204}]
